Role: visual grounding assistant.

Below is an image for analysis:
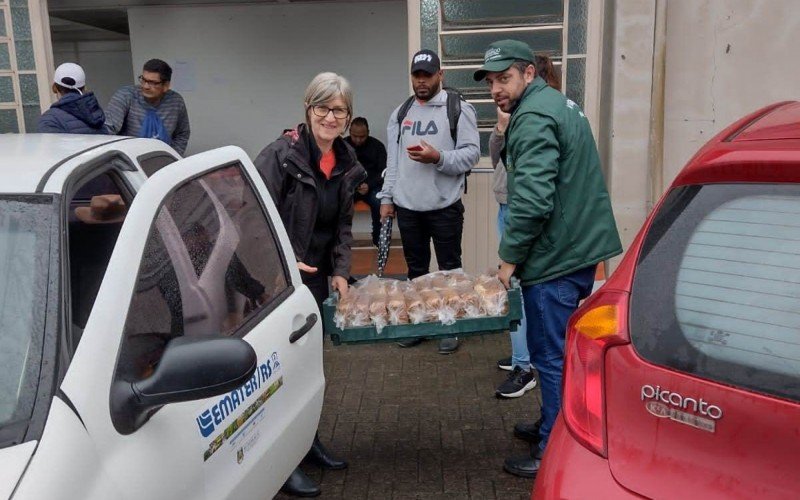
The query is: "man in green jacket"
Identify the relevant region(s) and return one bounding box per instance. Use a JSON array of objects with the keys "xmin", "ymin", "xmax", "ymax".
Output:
[{"xmin": 474, "ymin": 40, "xmax": 622, "ymax": 479}]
